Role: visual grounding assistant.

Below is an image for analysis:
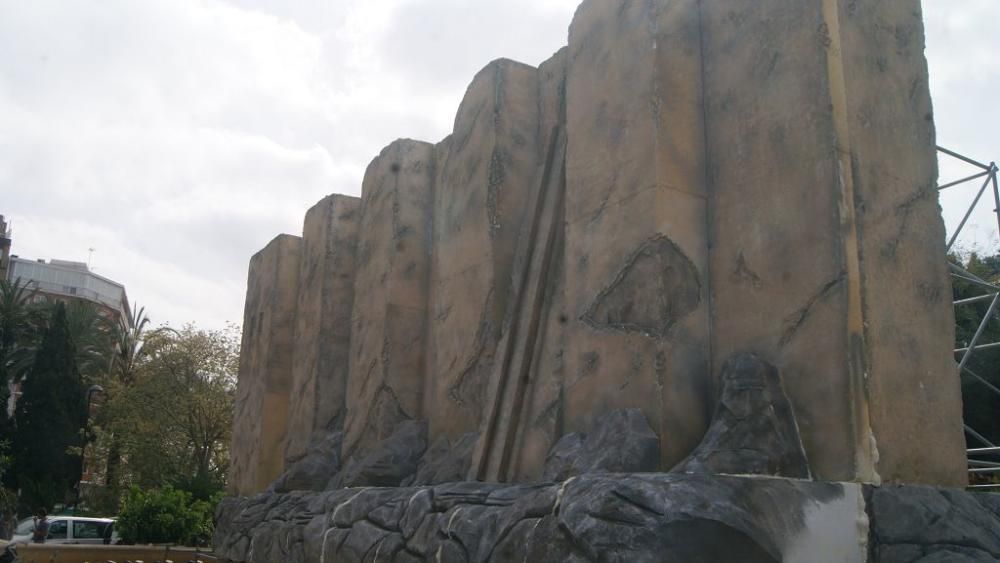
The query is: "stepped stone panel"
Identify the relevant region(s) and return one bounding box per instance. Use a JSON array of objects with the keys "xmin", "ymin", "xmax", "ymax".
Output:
[
  {"xmin": 229, "ymin": 234, "xmax": 302, "ymax": 495},
  {"xmin": 227, "ymin": 0, "xmax": 967, "ymax": 499},
  {"xmin": 344, "ymin": 140, "xmax": 434, "ymax": 459},
  {"xmin": 284, "ymin": 195, "xmax": 361, "ymax": 463},
  {"xmin": 425, "ymin": 59, "xmax": 542, "ymax": 442},
  {"xmin": 562, "ymin": 0, "xmax": 712, "ymax": 470},
  {"xmin": 702, "ymin": 0, "xmax": 965, "ymax": 486}
]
